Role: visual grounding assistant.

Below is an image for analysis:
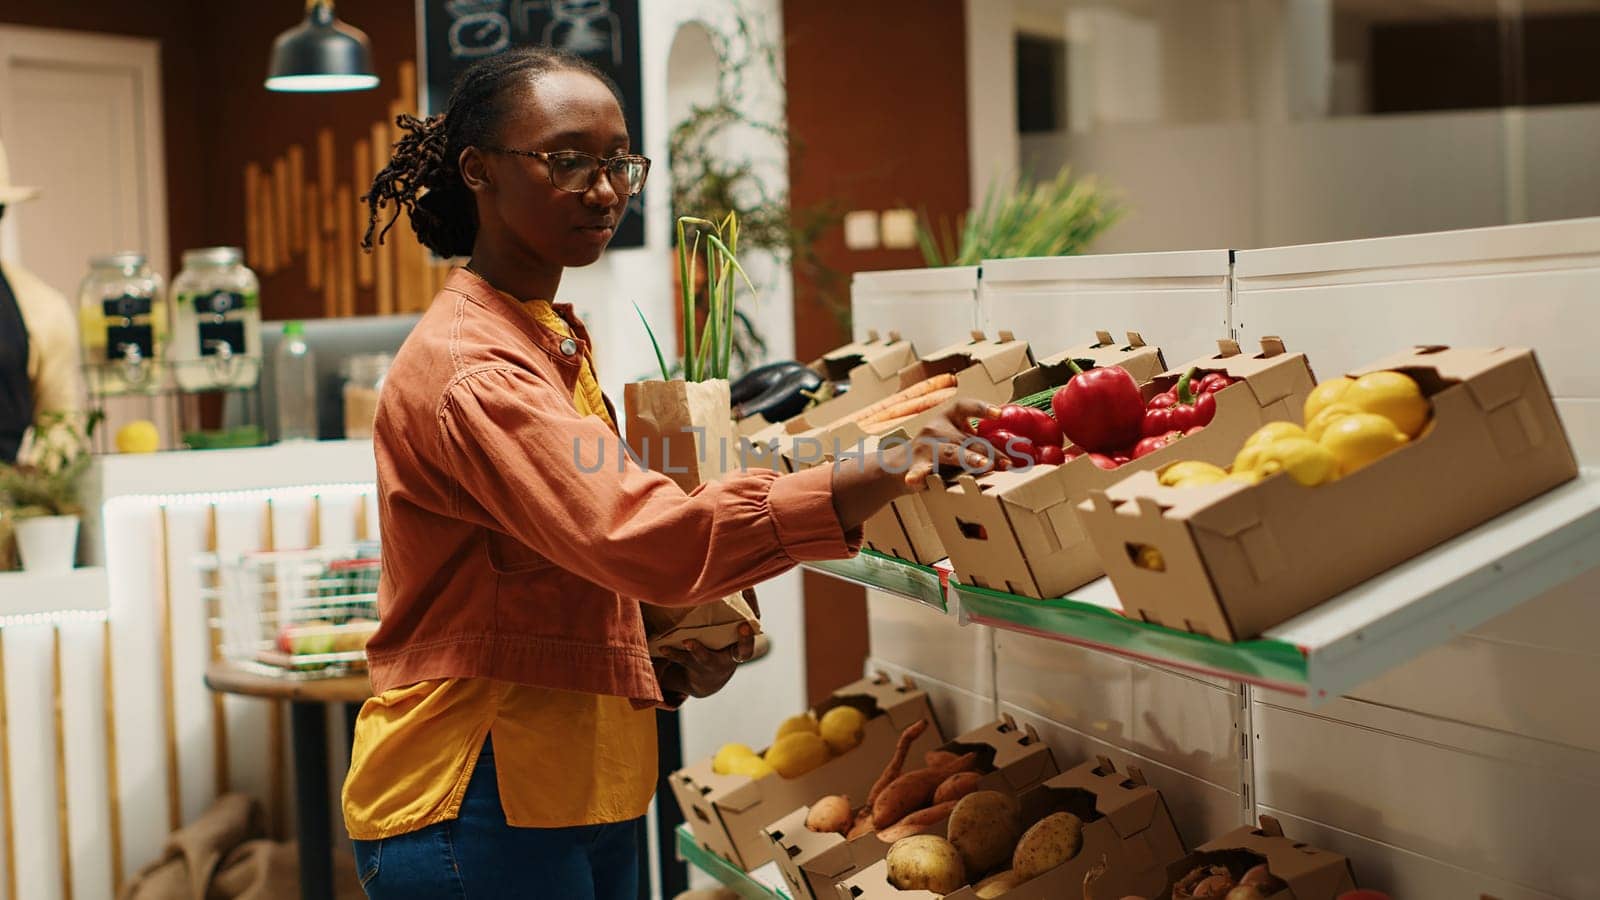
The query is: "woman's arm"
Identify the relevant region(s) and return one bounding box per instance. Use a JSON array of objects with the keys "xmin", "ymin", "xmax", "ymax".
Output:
[{"xmin": 437, "ymin": 368, "xmax": 996, "ymax": 608}]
